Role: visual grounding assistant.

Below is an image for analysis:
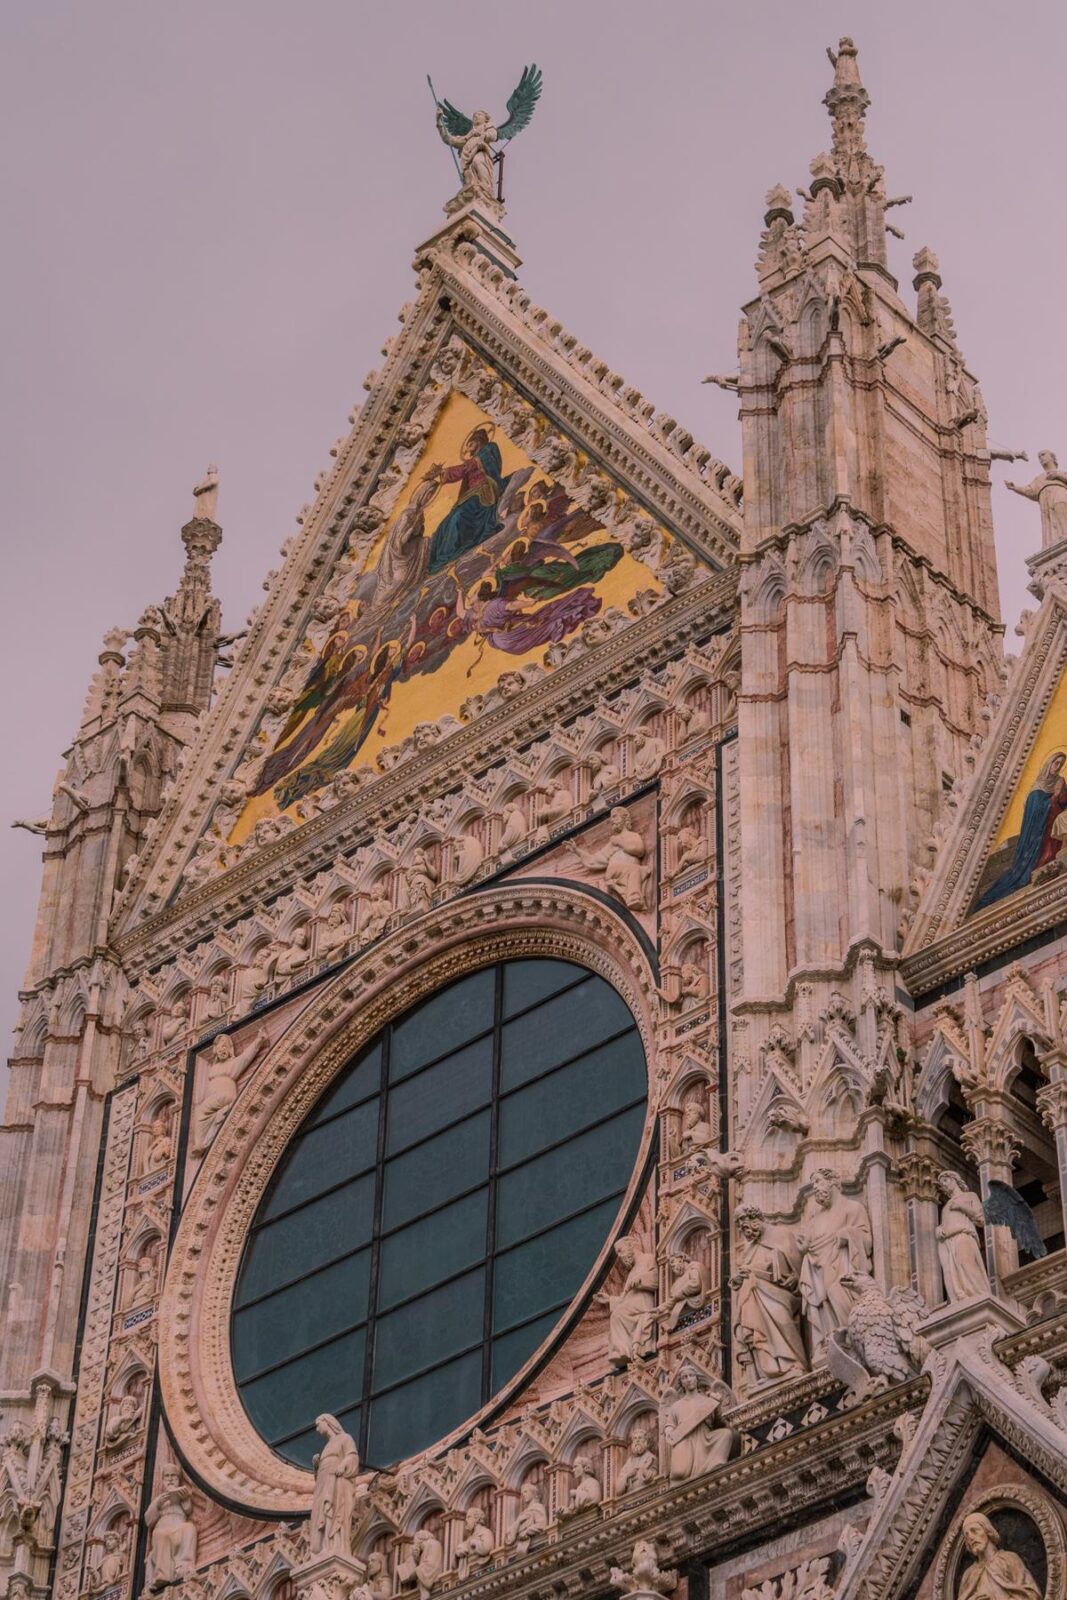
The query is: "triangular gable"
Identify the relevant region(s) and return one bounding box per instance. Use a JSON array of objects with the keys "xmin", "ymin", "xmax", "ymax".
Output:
[
  {"xmin": 113, "ymin": 222, "xmax": 742, "ymax": 934},
  {"xmin": 902, "ymin": 585, "xmax": 1067, "ymax": 985}
]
